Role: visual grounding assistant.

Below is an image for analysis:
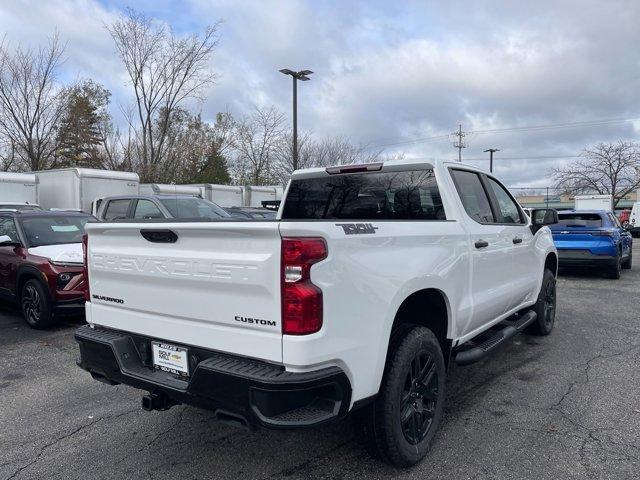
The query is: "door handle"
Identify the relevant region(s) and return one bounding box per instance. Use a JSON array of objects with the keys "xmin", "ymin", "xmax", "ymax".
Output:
[
  {"xmin": 512, "ymin": 237, "xmax": 523, "ymax": 244},
  {"xmin": 474, "ymin": 240, "xmax": 489, "ymax": 249},
  {"xmin": 140, "ymin": 229, "xmax": 178, "ymax": 243}
]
